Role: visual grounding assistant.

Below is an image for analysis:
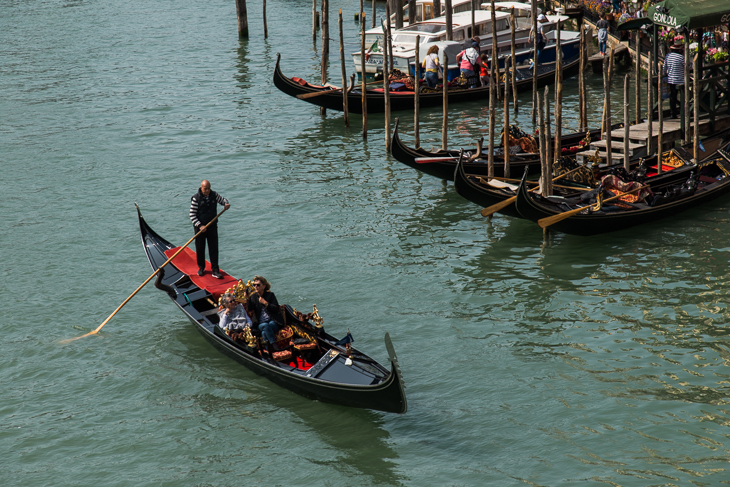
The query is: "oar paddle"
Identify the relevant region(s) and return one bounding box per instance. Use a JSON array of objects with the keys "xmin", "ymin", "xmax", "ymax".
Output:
[
  {"xmin": 296, "ymin": 79, "xmax": 382, "ymax": 99},
  {"xmin": 59, "ymin": 207, "xmax": 228, "ymax": 344},
  {"xmin": 538, "ymin": 184, "xmax": 648, "ymax": 229},
  {"xmin": 480, "ymin": 166, "xmax": 588, "ymax": 217}
]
